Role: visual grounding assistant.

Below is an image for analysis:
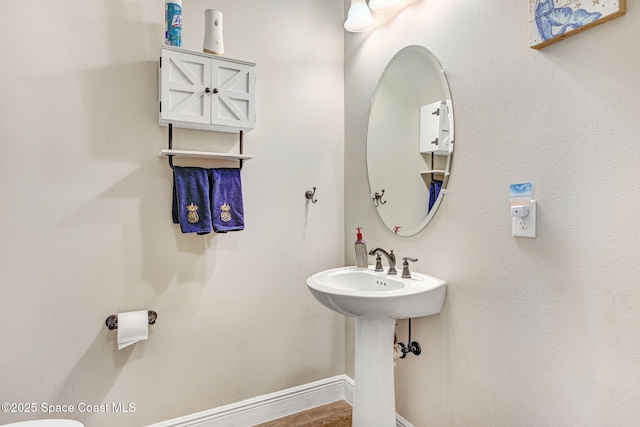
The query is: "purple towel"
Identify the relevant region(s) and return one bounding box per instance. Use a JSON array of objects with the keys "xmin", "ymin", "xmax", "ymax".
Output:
[
  {"xmin": 172, "ymin": 166, "xmax": 212, "ymax": 234},
  {"xmin": 210, "ymin": 168, "xmax": 244, "ymax": 233},
  {"xmin": 428, "ymin": 179, "xmax": 443, "ymax": 213}
]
